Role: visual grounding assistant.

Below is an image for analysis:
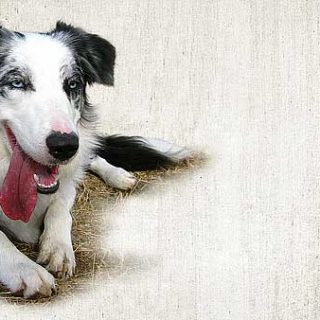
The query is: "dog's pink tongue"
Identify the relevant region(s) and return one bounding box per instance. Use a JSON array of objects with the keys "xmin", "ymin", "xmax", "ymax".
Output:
[{"xmin": 0, "ymin": 144, "xmax": 37, "ymax": 222}]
